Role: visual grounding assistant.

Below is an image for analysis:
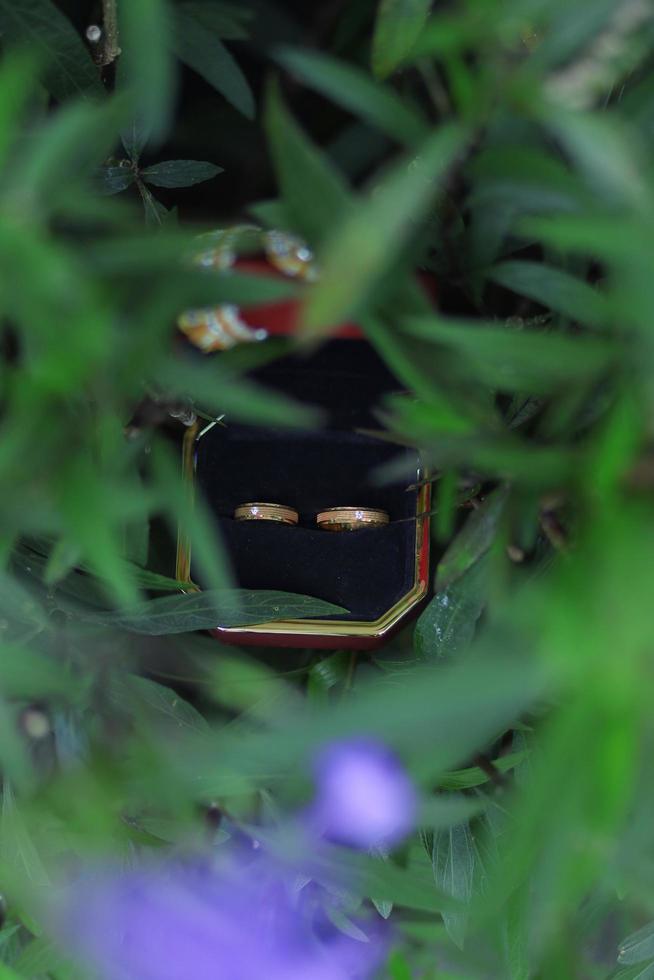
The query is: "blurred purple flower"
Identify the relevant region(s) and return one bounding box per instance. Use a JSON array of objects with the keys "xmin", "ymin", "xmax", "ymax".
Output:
[
  {"xmin": 51, "ymin": 858, "xmax": 385, "ymax": 980},
  {"xmin": 311, "ymin": 738, "xmax": 417, "ymax": 849}
]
